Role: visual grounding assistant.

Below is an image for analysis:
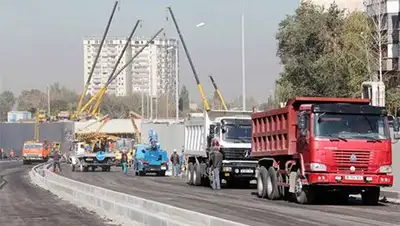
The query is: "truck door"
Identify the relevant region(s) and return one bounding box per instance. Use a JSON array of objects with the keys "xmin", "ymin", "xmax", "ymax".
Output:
[{"xmin": 297, "ymin": 111, "xmax": 310, "ymax": 153}]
